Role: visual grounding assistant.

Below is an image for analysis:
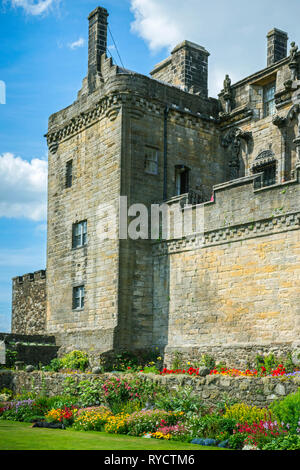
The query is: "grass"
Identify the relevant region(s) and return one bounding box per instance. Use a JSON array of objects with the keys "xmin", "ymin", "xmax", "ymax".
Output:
[{"xmin": 0, "ymin": 421, "xmax": 224, "ymax": 450}]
